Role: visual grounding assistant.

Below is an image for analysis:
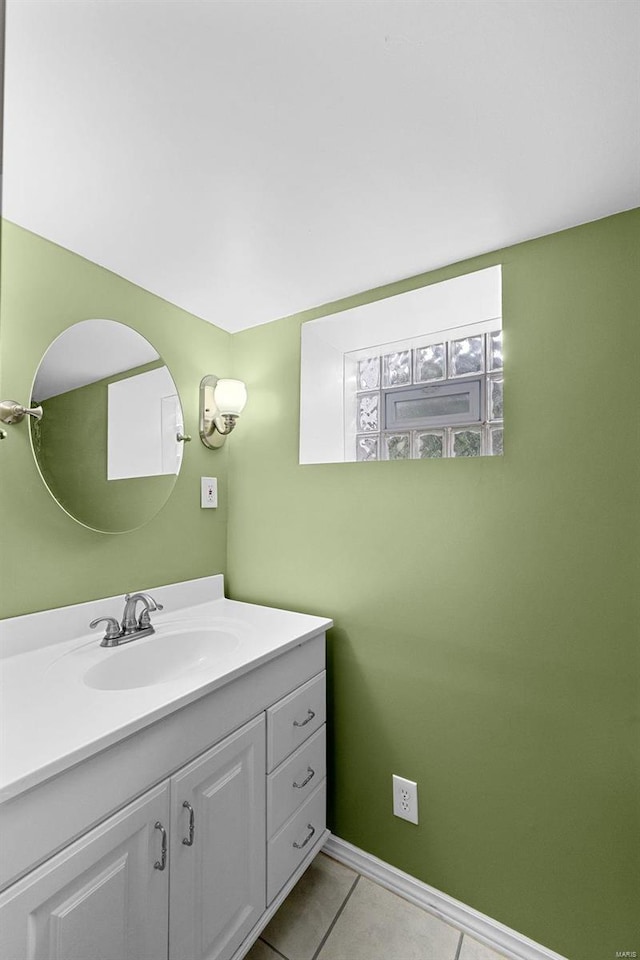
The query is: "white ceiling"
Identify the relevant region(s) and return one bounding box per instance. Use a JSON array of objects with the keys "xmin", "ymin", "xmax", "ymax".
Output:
[
  {"xmin": 32, "ymin": 319, "xmax": 159, "ymax": 400},
  {"xmin": 3, "ymin": 0, "xmax": 639, "ymax": 333}
]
